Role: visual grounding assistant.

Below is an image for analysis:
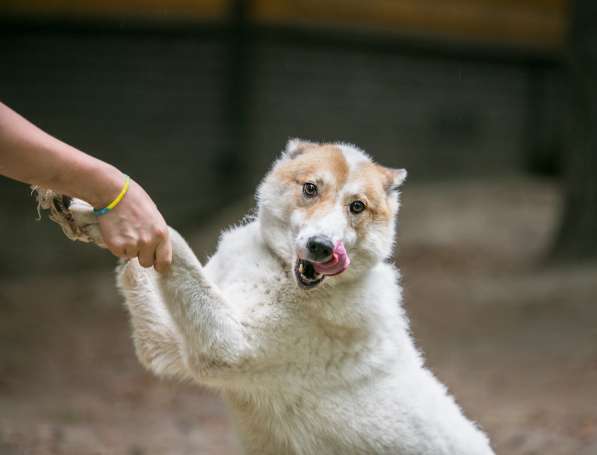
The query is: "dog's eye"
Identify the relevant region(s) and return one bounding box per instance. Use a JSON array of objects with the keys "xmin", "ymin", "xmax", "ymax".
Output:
[
  {"xmin": 349, "ymin": 200, "xmax": 366, "ymax": 214},
  {"xmin": 303, "ymin": 182, "xmax": 318, "ymax": 198}
]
